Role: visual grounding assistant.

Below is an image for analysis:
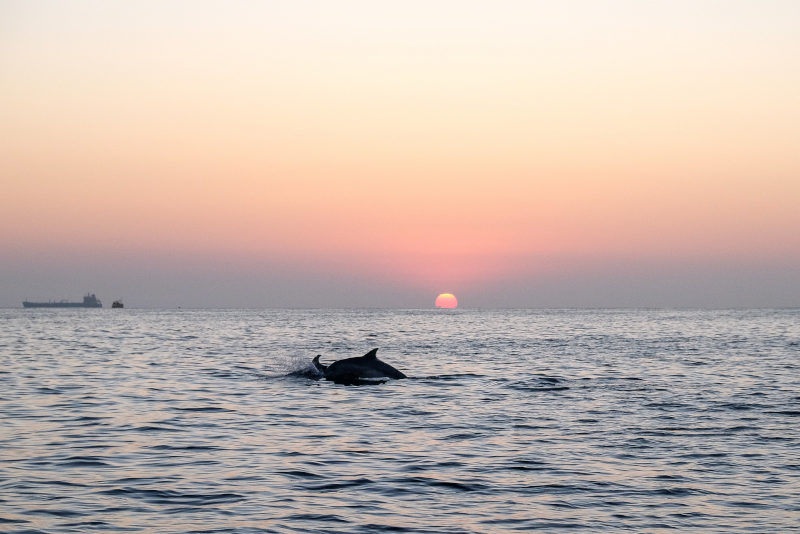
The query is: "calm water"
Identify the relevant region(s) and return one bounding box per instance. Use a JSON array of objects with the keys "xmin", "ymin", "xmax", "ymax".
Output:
[{"xmin": 1, "ymin": 308, "xmax": 798, "ymax": 533}]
